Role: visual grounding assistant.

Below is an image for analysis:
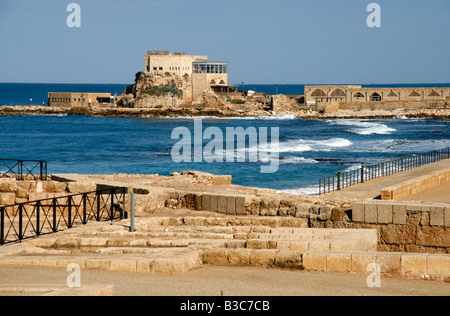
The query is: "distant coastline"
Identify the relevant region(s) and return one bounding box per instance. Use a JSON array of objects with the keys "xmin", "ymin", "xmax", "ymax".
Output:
[{"xmin": 1, "ymin": 104, "xmax": 450, "ymax": 120}]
